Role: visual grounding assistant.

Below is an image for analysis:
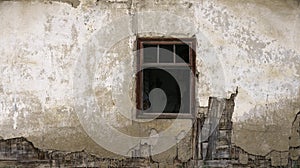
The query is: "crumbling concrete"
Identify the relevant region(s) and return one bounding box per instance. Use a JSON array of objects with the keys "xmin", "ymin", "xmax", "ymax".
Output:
[
  {"xmin": 198, "ymin": 94, "xmax": 300, "ymax": 167},
  {"xmin": 0, "ymin": 137, "xmax": 153, "ymax": 167},
  {"xmin": 0, "ymin": 95, "xmax": 299, "ymax": 167}
]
